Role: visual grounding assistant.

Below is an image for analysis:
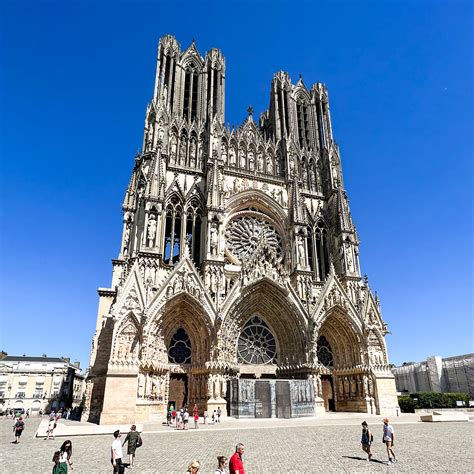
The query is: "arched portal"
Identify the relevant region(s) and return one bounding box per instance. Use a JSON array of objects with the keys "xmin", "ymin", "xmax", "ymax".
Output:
[
  {"xmin": 317, "ymin": 309, "xmax": 366, "ymax": 412},
  {"xmin": 144, "ymin": 294, "xmax": 215, "ymax": 412},
  {"xmin": 222, "ymin": 280, "xmax": 313, "ymax": 418},
  {"xmin": 223, "ymin": 280, "xmax": 307, "ymax": 375}
]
